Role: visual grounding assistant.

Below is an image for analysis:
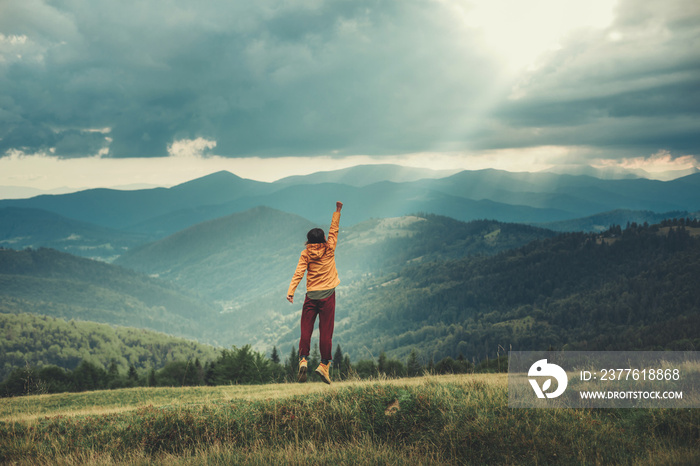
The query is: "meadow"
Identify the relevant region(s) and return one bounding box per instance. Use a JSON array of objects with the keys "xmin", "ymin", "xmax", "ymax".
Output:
[{"xmin": 1, "ymin": 373, "xmax": 698, "ymax": 465}]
